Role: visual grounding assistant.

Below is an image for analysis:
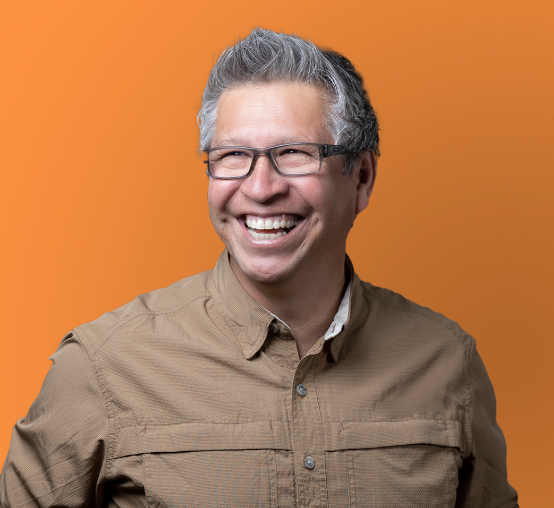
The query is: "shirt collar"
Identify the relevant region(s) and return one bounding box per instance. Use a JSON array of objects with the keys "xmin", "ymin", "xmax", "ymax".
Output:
[
  {"xmin": 257, "ymin": 278, "xmax": 350, "ymax": 342},
  {"xmin": 210, "ymin": 250, "xmax": 363, "ymax": 361},
  {"xmin": 210, "ymin": 251, "xmax": 274, "ymax": 359}
]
